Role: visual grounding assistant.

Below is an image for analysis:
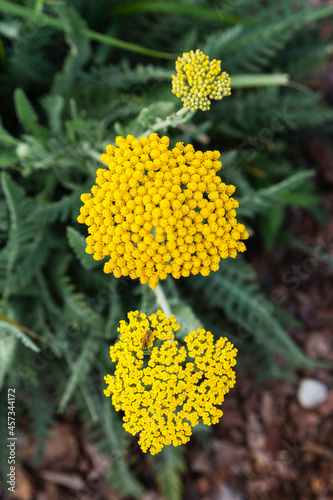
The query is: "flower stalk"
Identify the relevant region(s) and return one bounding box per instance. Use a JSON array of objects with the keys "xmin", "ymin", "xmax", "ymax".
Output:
[{"xmin": 153, "ymin": 283, "xmax": 172, "ymax": 318}]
